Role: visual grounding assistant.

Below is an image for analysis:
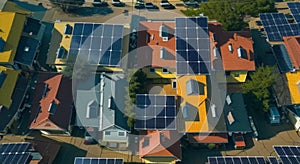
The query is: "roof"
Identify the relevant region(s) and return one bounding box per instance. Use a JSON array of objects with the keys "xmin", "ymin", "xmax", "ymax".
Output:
[
  {"xmin": 0, "ymin": 12, "xmax": 26, "ymax": 63},
  {"xmin": 209, "ymin": 22, "xmax": 255, "ymax": 71},
  {"xmin": 283, "ymin": 36, "xmax": 300, "ymax": 70},
  {"xmin": 15, "ymin": 36, "xmax": 39, "ymax": 66},
  {"xmin": 139, "ymin": 130, "xmax": 181, "ymax": 161},
  {"xmin": 29, "ymin": 73, "xmax": 73, "ymax": 131},
  {"xmin": 0, "ymin": 66, "xmax": 20, "ymax": 108},
  {"xmin": 0, "ymin": 0, "xmax": 7, "ymax": 10},
  {"xmin": 286, "ymin": 71, "xmax": 300, "ymax": 104},
  {"xmin": 28, "ymin": 139, "xmax": 61, "ymax": 164},
  {"xmin": 137, "ymin": 22, "xmax": 176, "ymax": 68},
  {"xmin": 0, "ymin": 75, "xmax": 27, "ymax": 133},
  {"xmin": 273, "ymin": 44, "xmax": 294, "ymax": 73},
  {"xmin": 23, "ymin": 17, "xmax": 41, "ymax": 36},
  {"xmin": 223, "ymin": 93, "xmax": 252, "ymax": 133},
  {"xmin": 76, "ymin": 73, "xmax": 129, "ymax": 132},
  {"xmin": 188, "ymin": 133, "xmax": 228, "ymax": 143}
]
